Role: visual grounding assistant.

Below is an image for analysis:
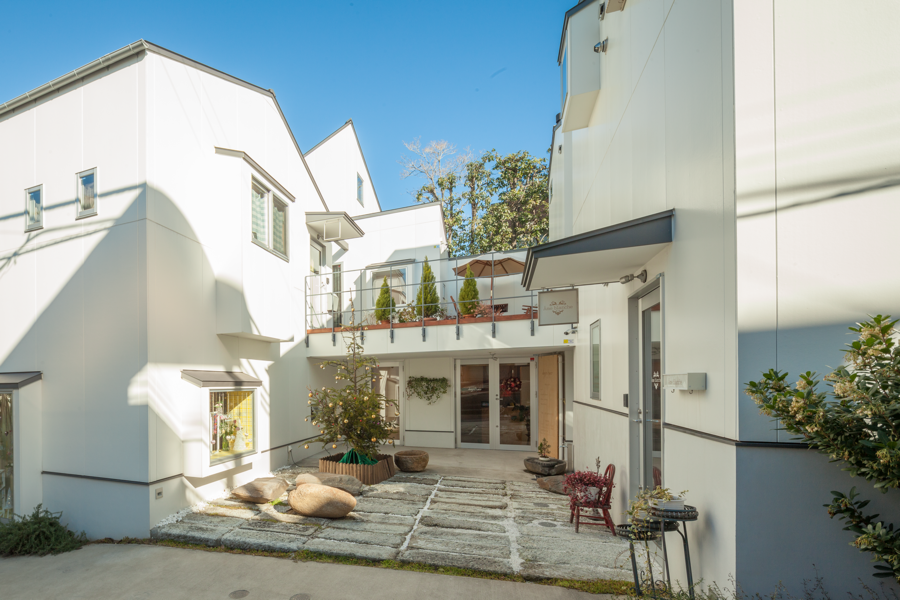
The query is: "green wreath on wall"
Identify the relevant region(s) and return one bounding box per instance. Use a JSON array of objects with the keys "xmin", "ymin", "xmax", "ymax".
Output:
[{"xmin": 406, "ymin": 376, "xmax": 450, "ymax": 405}]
